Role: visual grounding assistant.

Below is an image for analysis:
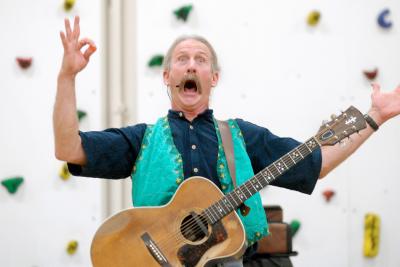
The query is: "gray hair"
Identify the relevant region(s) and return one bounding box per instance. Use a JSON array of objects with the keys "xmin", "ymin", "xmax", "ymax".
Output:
[{"xmin": 163, "ymin": 35, "xmax": 220, "ymax": 73}]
